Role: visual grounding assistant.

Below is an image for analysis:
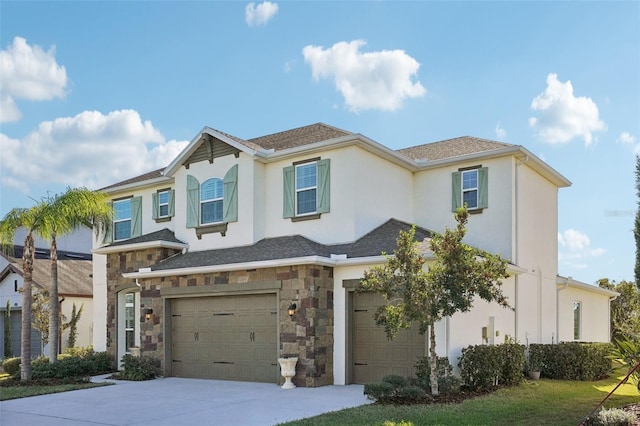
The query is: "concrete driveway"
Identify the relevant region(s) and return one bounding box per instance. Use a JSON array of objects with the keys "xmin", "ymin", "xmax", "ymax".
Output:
[{"xmin": 0, "ymin": 375, "xmax": 370, "ymax": 425}]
